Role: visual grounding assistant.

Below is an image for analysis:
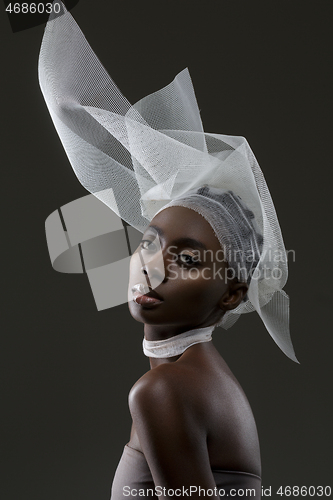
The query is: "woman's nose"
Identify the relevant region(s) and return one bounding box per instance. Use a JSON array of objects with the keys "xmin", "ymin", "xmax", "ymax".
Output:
[{"xmin": 140, "ymin": 250, "xmax": 166, "ymax": 288}]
